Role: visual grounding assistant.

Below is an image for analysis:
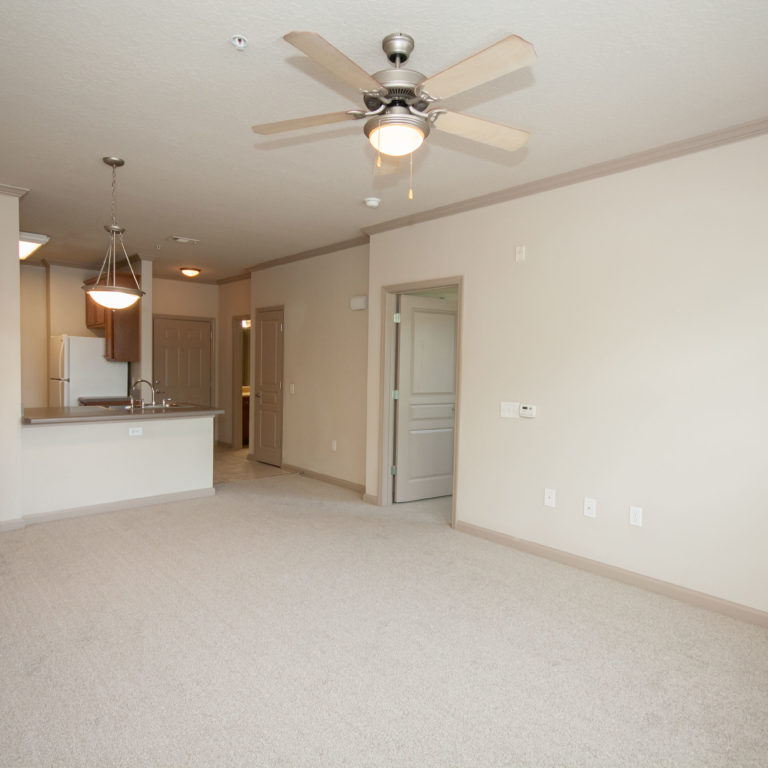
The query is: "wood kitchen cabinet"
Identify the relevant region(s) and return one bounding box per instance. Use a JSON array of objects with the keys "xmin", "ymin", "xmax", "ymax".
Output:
[{"xmin": 83, "ymin": 274, "xmax": 141, "ymax": 362}]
